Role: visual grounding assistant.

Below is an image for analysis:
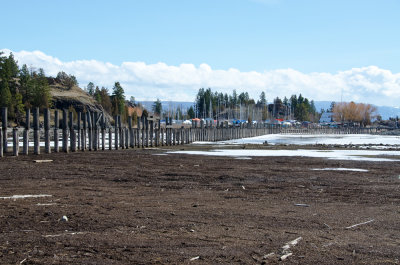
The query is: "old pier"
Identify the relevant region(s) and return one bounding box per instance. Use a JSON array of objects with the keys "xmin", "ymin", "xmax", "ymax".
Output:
[{"xmin": 0, "ymin": 107, "xmax": 379, "ymax": 157}]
